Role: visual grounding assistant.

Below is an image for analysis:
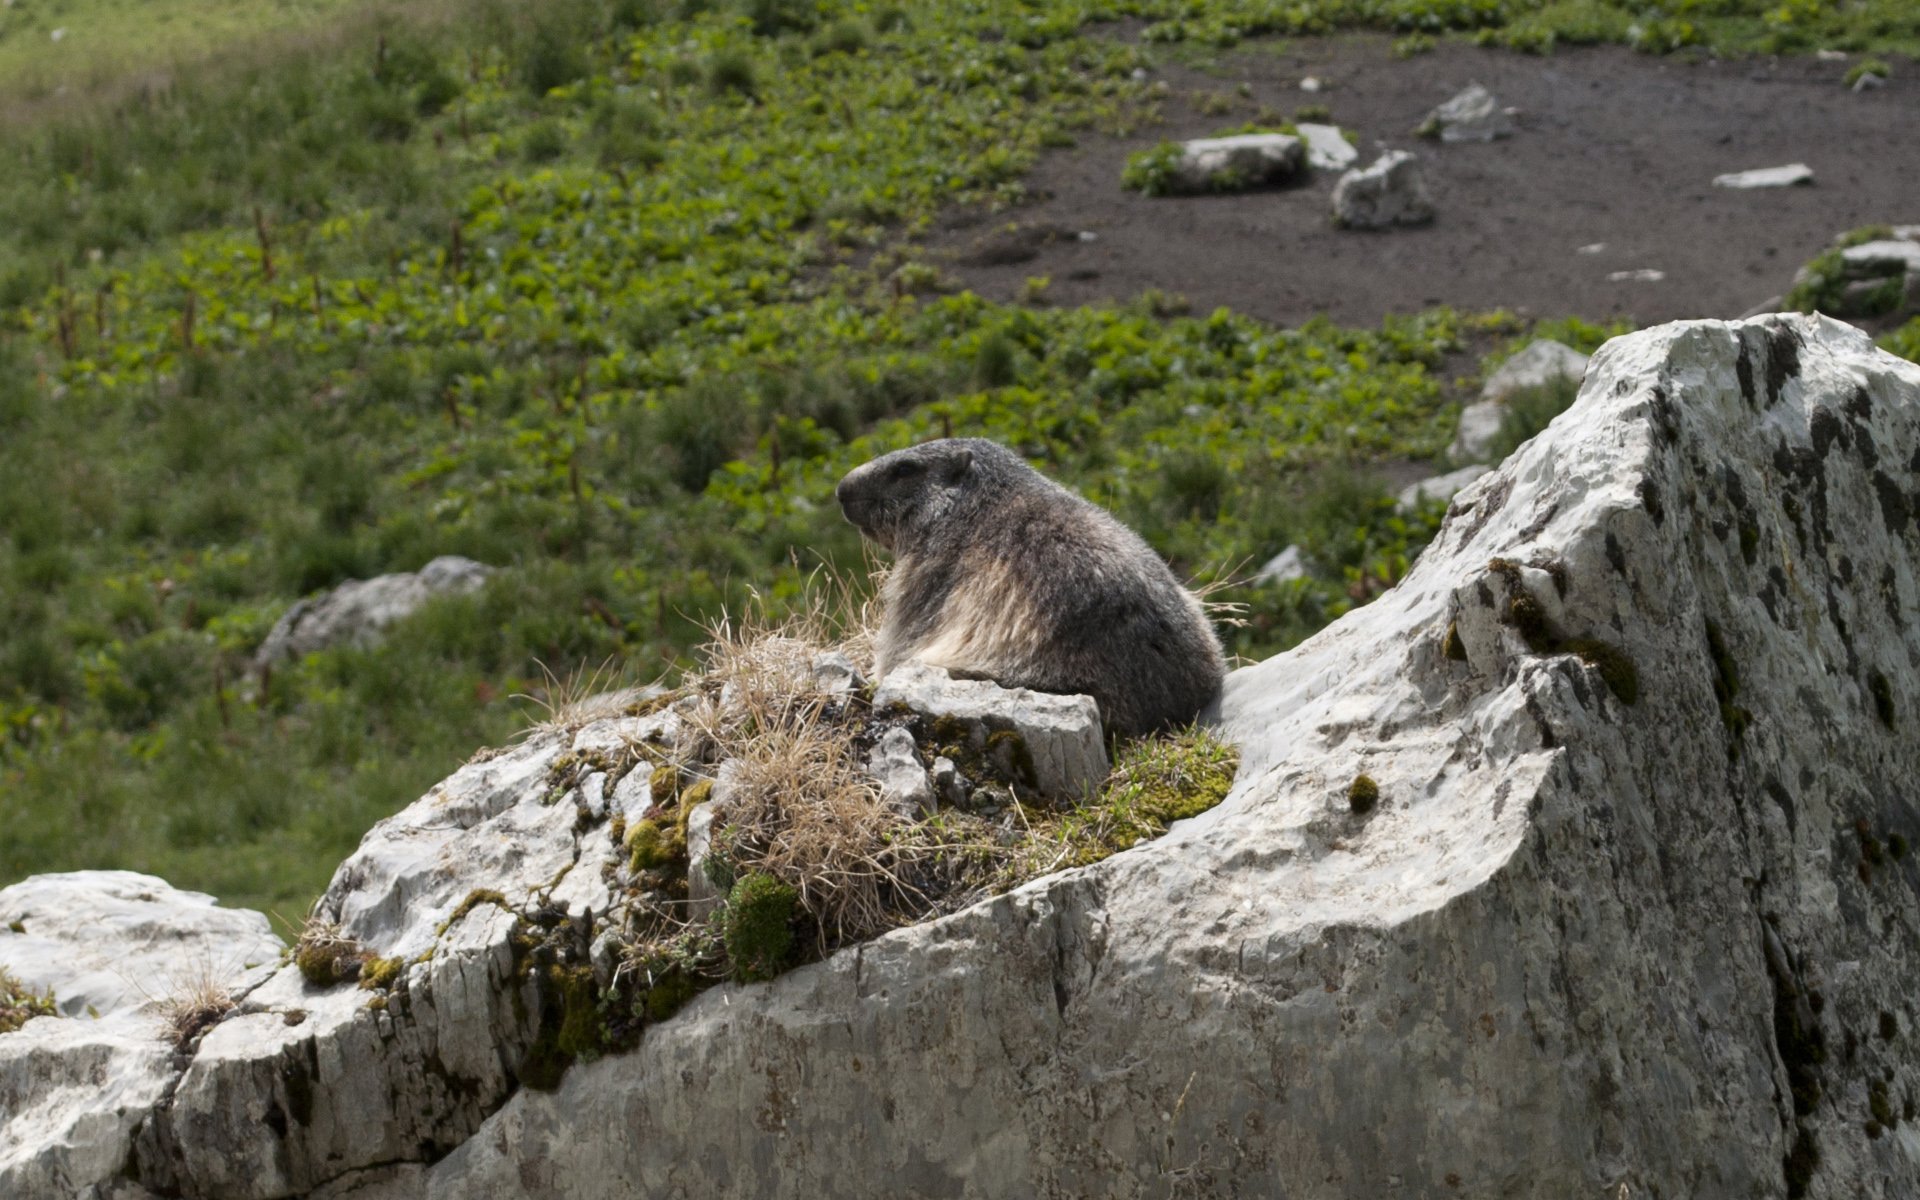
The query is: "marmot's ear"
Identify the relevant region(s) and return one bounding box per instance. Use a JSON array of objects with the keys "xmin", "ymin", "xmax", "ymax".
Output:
[{"xmin": 941, "ymin": 446, "xmax": 973, "ymax": 481}]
